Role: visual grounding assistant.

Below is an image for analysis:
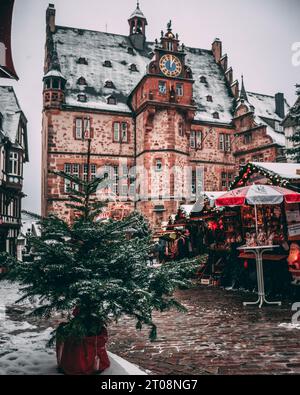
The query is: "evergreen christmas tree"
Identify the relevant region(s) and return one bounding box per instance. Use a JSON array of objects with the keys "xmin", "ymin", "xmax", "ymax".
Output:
[
  {"xmin": 286, "ymin": 86, "xmax": 300, "ymax": 162},
  {"xmin": 6, "ymin": 167, "xmax": 201, "ymax": 343},
  {"xmin": 286, "ymin": 126, "xmax": 300, "ymax": 162}
]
